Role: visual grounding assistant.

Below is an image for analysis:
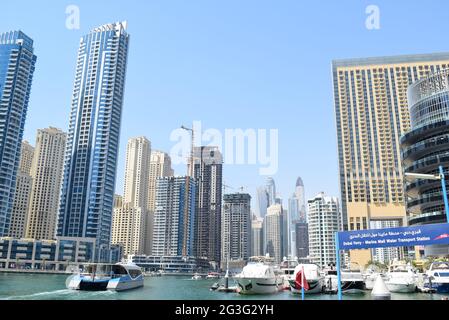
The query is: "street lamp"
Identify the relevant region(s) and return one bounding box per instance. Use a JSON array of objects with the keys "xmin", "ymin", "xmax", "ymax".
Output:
[{"xmin": 404, "ymin": 165, "xmax": 449, "ymax": 223}]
